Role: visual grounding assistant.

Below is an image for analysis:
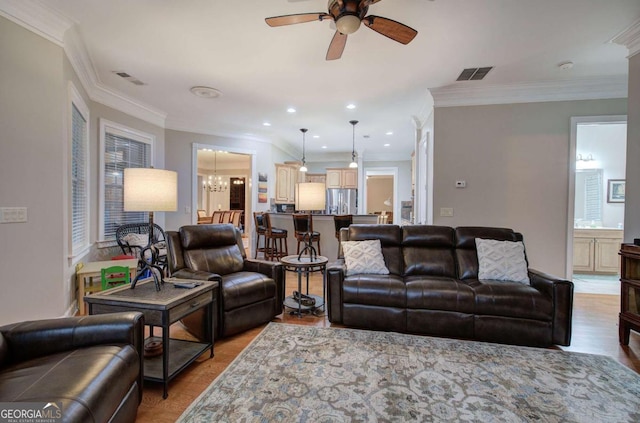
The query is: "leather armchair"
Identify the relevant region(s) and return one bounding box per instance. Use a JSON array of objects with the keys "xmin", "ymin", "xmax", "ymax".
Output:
[
  {"xmin": 0, "ymin": 311, "xmax": 144, "ymax": 423},
  {"xmin": 166, "ymin": 224, "xmax": 284, "ymax": 338}
]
